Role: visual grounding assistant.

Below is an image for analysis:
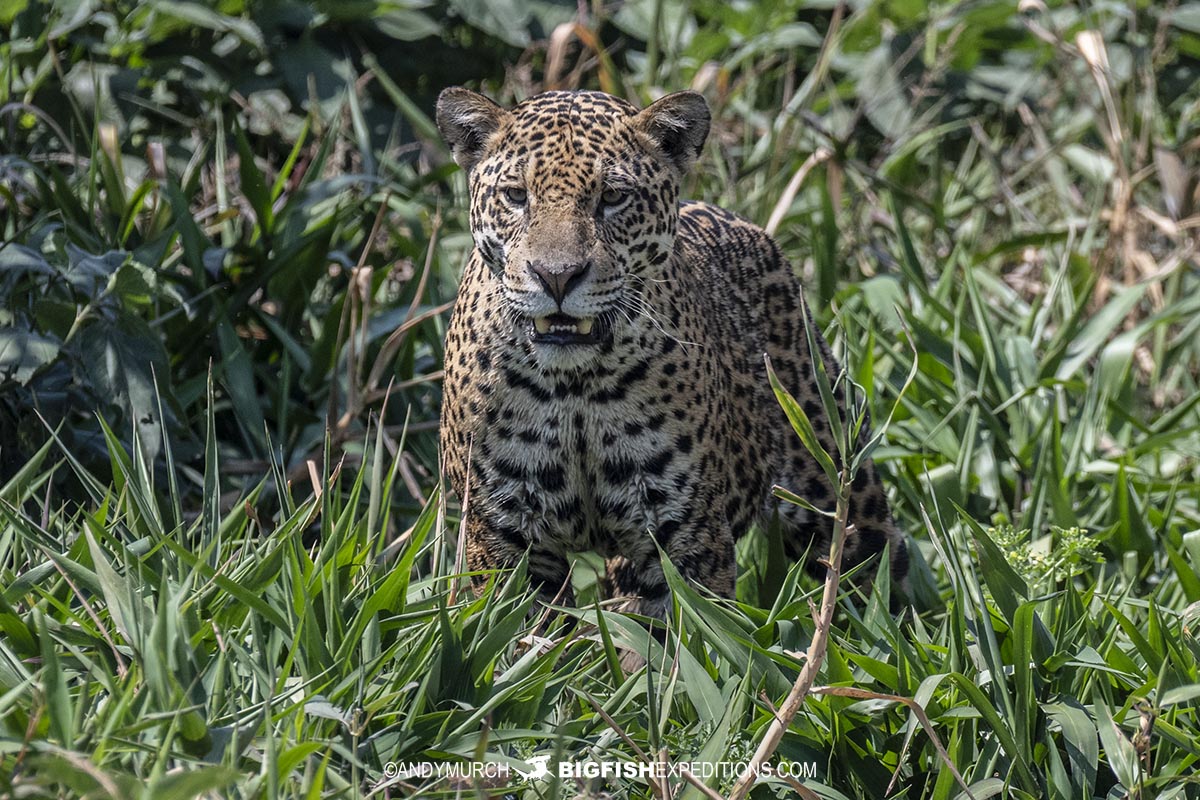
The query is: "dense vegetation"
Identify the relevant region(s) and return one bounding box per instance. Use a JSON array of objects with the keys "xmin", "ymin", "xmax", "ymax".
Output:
[{"xmin": 2, "ymin": 0, "xmax": 1199, "ymax": 797}]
